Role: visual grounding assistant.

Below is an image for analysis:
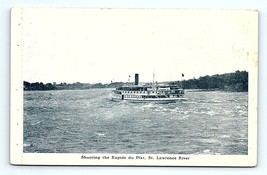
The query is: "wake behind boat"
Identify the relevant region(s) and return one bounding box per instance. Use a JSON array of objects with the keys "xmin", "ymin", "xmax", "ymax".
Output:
[{"xmin": 111, "ymin": 74, "xmax": 185, "ymax": 103}]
